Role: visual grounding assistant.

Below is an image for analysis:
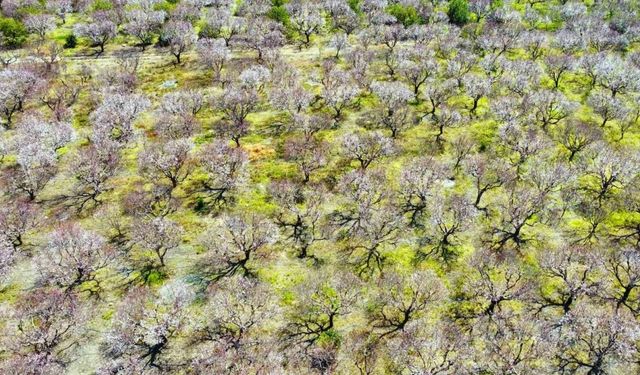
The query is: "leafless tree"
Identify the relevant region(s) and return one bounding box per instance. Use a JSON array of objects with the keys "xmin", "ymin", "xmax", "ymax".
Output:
[
  {"xmin": 36, "ymin": 224, "xmax": 116, "ymax": 294},
  {"xmin": 215, "ymin": 85, "xmax": 258, "ymax": 147},
  {"xmin": 196, "ymin": 139, "xmax": 249, "ymax": 206},
  {"xmin": 131, "ymin": 217, "xmax": 183, "ymax": 269},
  {"xmin": 2, "ymin": 289, "xmax": 84, "ymax": 370},
  {"xmin": 161, "ymin": 20, "xmax": 197, "ymax": 64},
  {"xmin": 73, "ymin": 17, "xmax": 117, "ymax": 54},
  {"xmin": 197, "ymin": 214, "xmax": 276, "ymax": 280},
  {"xmin": 138, "ymin": 138, "xmax": 194, "ymax": 193},
  {"xmin": 369, "ymin": 270, "xmax": 446, "ymax": 339},
  {"xmin": 101, "ymin": 282, "xmax": 194, "ymax": 372},
  {"xmin": 341, "ymin": 131, "xmax": 394, "ymax": 170}
]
